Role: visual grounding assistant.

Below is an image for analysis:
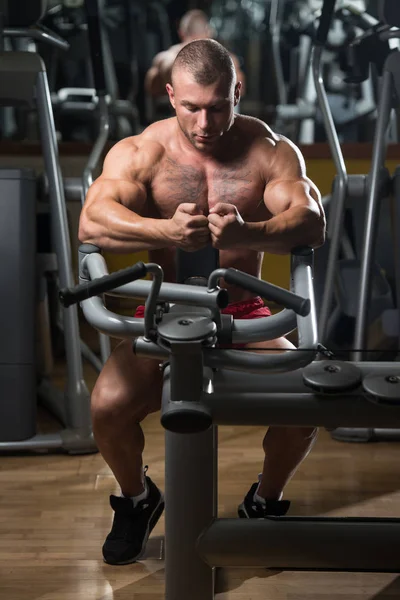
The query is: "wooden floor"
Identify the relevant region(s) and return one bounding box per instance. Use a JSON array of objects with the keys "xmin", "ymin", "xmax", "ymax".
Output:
[{"xmin": 2, "ymin": 361, "xmax": 400, "ymax": 599}]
